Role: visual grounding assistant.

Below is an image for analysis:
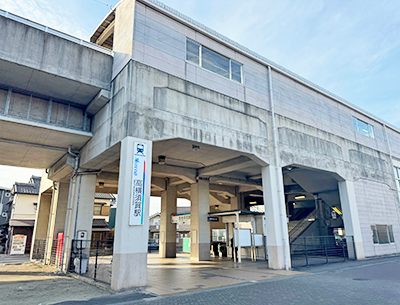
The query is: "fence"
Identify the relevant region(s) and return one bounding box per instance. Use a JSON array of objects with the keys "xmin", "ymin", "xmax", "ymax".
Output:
[
  {"xmin": 31, "ymin": 239, "xmax": 63, "ymax": 266},
  {"xmin": 69, "ymin": 239, "xmax": 113, "ymax": 284},
  {"xmin": 290, "ymin": 235, "xmax": 355, "ymax": 267}
]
